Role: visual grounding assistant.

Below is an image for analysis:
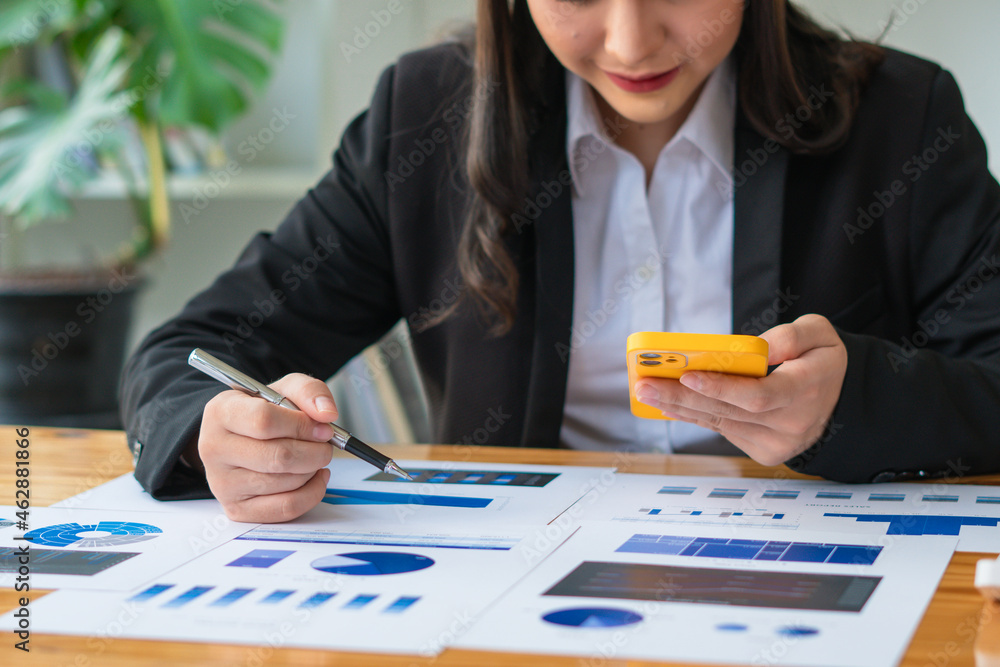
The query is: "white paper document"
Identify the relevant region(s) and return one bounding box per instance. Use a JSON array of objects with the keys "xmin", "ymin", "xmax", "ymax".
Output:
[
  {"xmin": 455, "ymin": 521, "xmax": 957, "ymax": 667},
  {"xmin": 571, "ymin": 474, "xmax": 1000, "ymax": 552},
  {"xmin": 4, "ymin": 522, "xmax": 569, "ymax": 655},
  {"xmin": 0, "ymin": 506, "xmax": 253, "ymax": 590}
]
